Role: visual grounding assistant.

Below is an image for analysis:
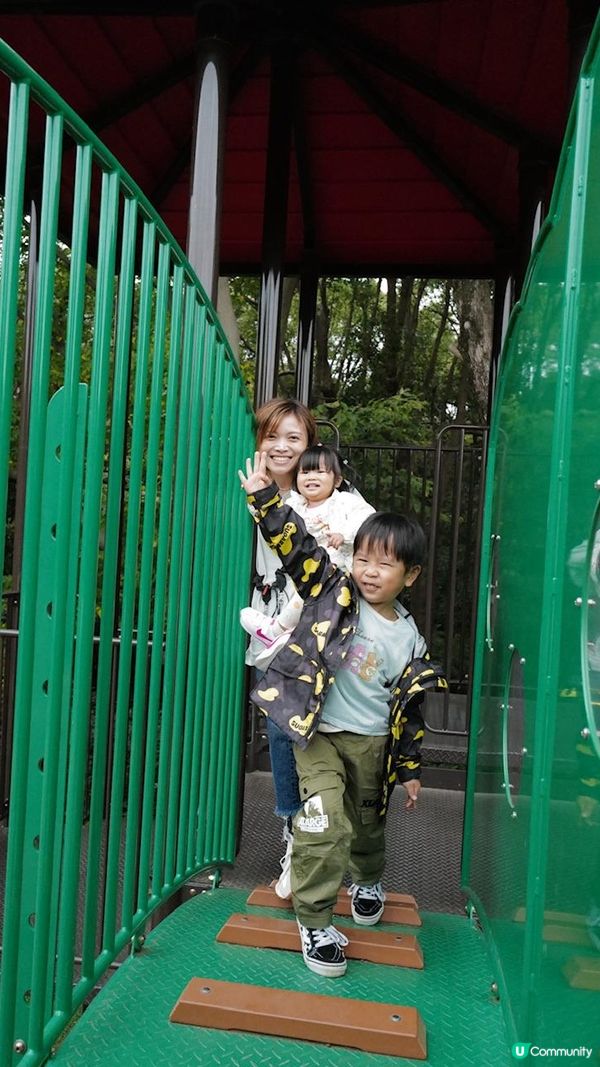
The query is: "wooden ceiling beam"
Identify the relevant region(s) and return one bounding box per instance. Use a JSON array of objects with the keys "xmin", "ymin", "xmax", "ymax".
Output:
[
  {"xmin": 292, "ymin": 57, "xmax": 316, "ymax": 250},
  {"xmin": 322, "ymin": 17, "xmax": 558, "ymax": 159},
  {"xmin": 84, "ymin": 53, "xmax": 195, "ymax": 133},
  {"xmin": 310, "ymin": 38, "xmax": 509, "ymax": 242}
]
